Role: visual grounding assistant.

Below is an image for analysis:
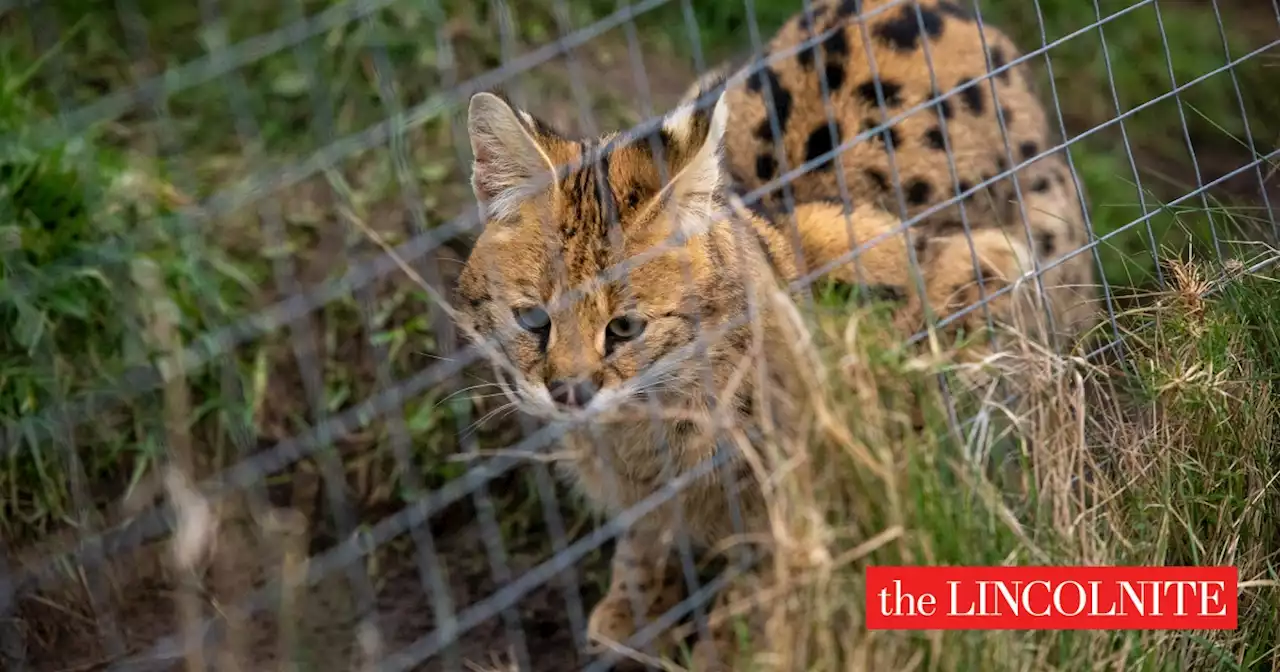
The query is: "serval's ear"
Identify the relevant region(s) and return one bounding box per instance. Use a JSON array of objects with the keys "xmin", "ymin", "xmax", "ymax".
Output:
[
  {"xmin": 641, "ymin": 89, "xmax": 731, "ymax": 235},
  {"xmin": 467, "ymin": 92, "xmax": 561, "ymax": 222}
]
